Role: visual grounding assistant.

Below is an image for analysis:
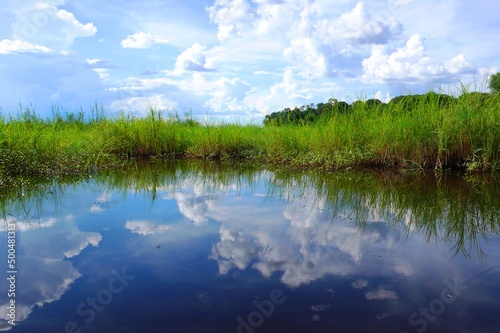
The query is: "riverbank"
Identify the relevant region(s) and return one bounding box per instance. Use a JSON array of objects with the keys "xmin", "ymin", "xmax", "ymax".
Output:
[{"xmin": 0, "ymin": 91, "xmax": 498, "ymax": 185}]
